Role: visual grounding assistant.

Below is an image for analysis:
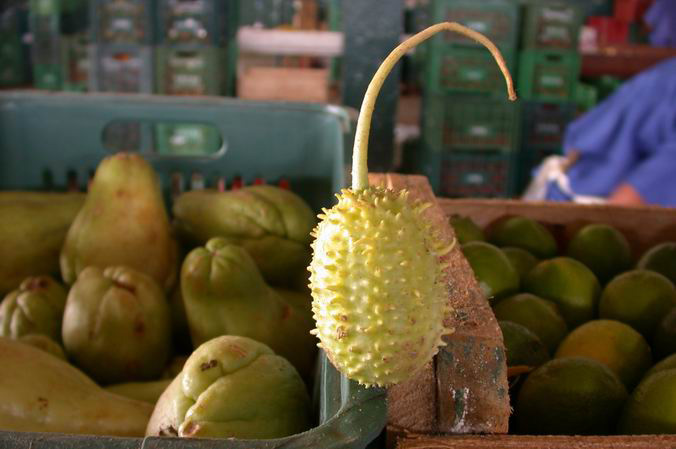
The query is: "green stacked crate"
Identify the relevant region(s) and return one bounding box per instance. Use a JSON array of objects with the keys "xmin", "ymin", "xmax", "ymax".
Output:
[
  {"xmin": 0, "ymin": 9, "xmax": 25, "ymax": 87},
  {"xmin": 518, "ymin": 2, "xmax": 582, "ymax": 103},
  {"xmin": 515, "ymin": 2, "xmax": 583, "ymax": 194},
  {"xmin": 424, "ymin": 0, "xmax": 520, "ymax": 96},
  {"xmin": 426, "ymin": 46, "xmax": 518, "ymax": 96},
  {"xmin": 517, "ymin": 101, "xmax": 576, "ymax": 192},
  {"xmin": 518, "ymin": 49, "xmax": 580, "ymax": 103},
  {"xmin": 419, "ymin": 0, "xmax": 522, "ymax": 198},
  {"xmin": 29, "ymin": 0, "xmax": 63, "ymax": 90},
  {"xmin": 423, "ymin": 94, "xmax": 520, "ymax": 153},
  {"xmin": 154, "ymin": 1, "xmax": 238, "ymax": 155},
  {"xmin": 420, "ymin": 94, "xmax": 520, "ymax": 197},
  {"xmin": 61, "ymin": 32, "xmax": 89, "ymax": 91},
  {"xmin": 90, "ymin": 0, "xmax": 154, "ymax": 93},
  {"xmin": 154, "ymin": 0, "xmax": 237, "ymax": 97},
  {"xmin": 522, "ymin": 2, "xmax": 583, "ymax": 50},
  {"xmin": 155, "ymin": 47, "xmax": 227, "ymax": 96}
]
